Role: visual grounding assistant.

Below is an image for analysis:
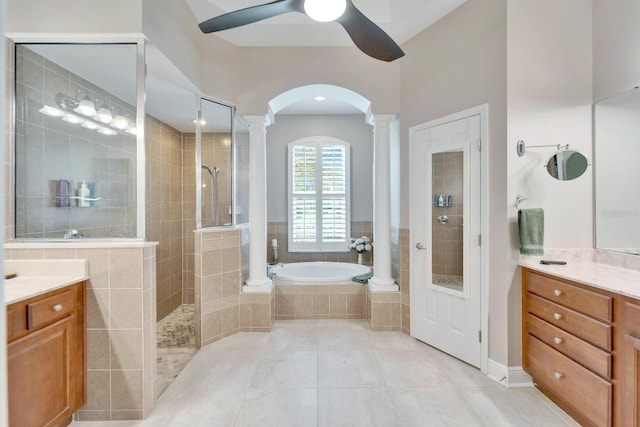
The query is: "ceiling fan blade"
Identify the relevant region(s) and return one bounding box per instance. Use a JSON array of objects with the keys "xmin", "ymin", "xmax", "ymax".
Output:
[
  {"xmin": 337, "ymin": 1, "xmax": 405, "ymax": 62},
  {"xmin": 199, "ymin": 0, "xmax": 304, "ymax": 33}
]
